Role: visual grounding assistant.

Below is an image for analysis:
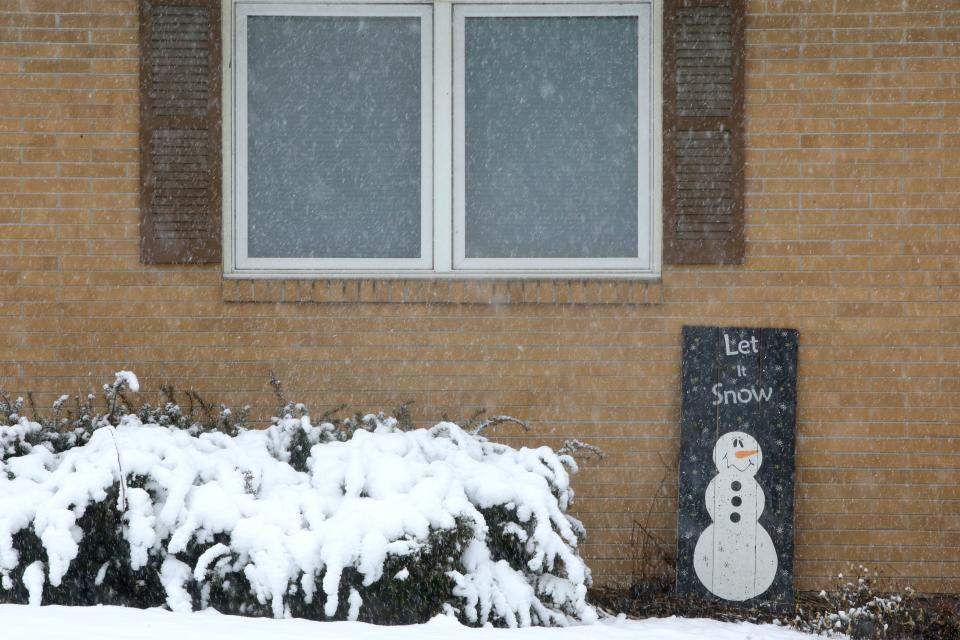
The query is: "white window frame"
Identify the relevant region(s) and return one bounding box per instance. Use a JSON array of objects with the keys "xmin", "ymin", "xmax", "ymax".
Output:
[{"xmin": 223, "ymin": 0, "xmax": 662, "ymax": 279}]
